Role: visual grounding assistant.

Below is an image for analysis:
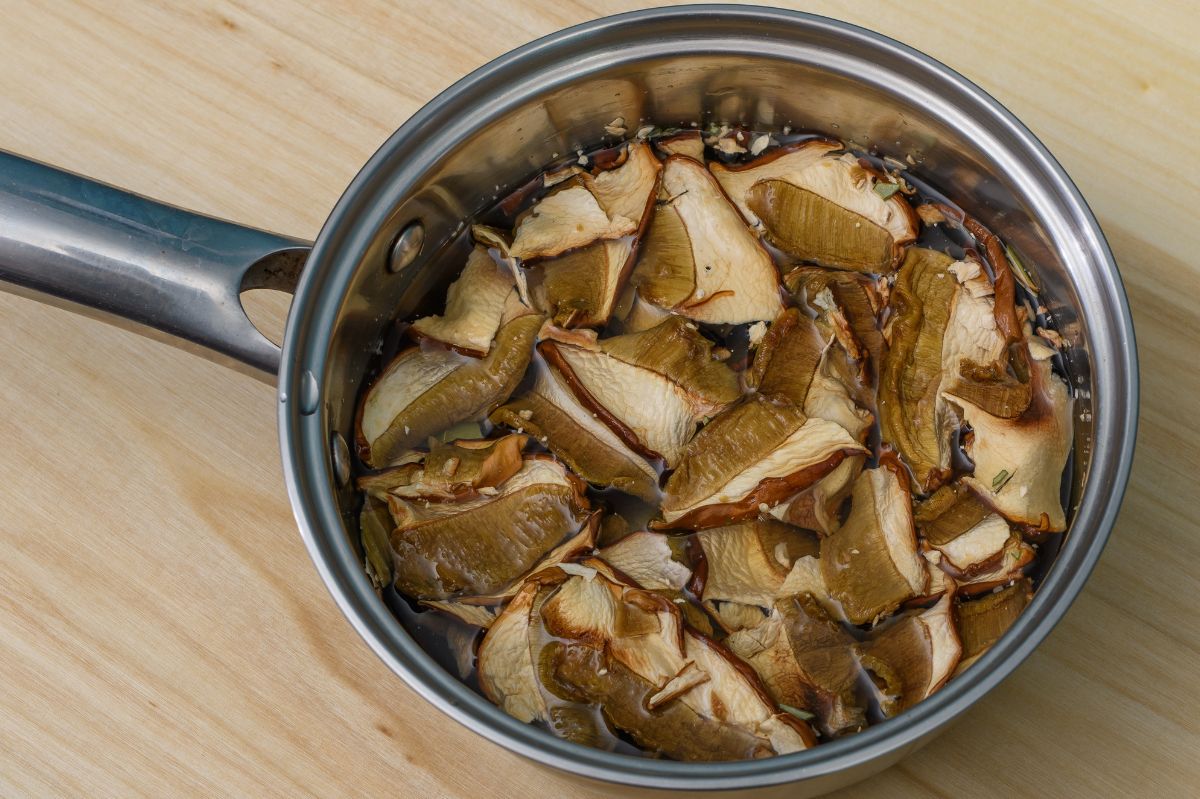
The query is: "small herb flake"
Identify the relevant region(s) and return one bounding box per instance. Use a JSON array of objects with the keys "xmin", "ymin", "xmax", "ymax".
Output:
[
  {"xmin": 873, "ymin": 181, "xmax": 901, "ymax": 200},
  {"xmin": 992, "ymin": 469, "xmax": 1013, "ymax": 491},
  {"xmin": 1003, "ymin": 242, "xmax": 1040, "ymax": 293},
  {"xmin": 779, "ymin": 703, "xmax": 815, "ymax": 721}
]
